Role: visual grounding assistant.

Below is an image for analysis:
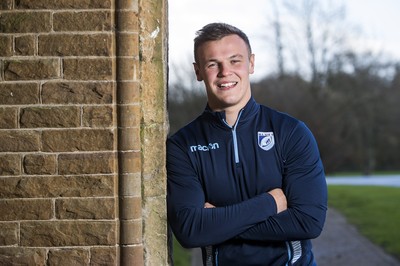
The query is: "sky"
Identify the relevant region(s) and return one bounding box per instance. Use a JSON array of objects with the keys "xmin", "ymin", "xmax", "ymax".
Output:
[{"xmin": 168, "ymin": 0, "xmax": 400, "ymax": 82}]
